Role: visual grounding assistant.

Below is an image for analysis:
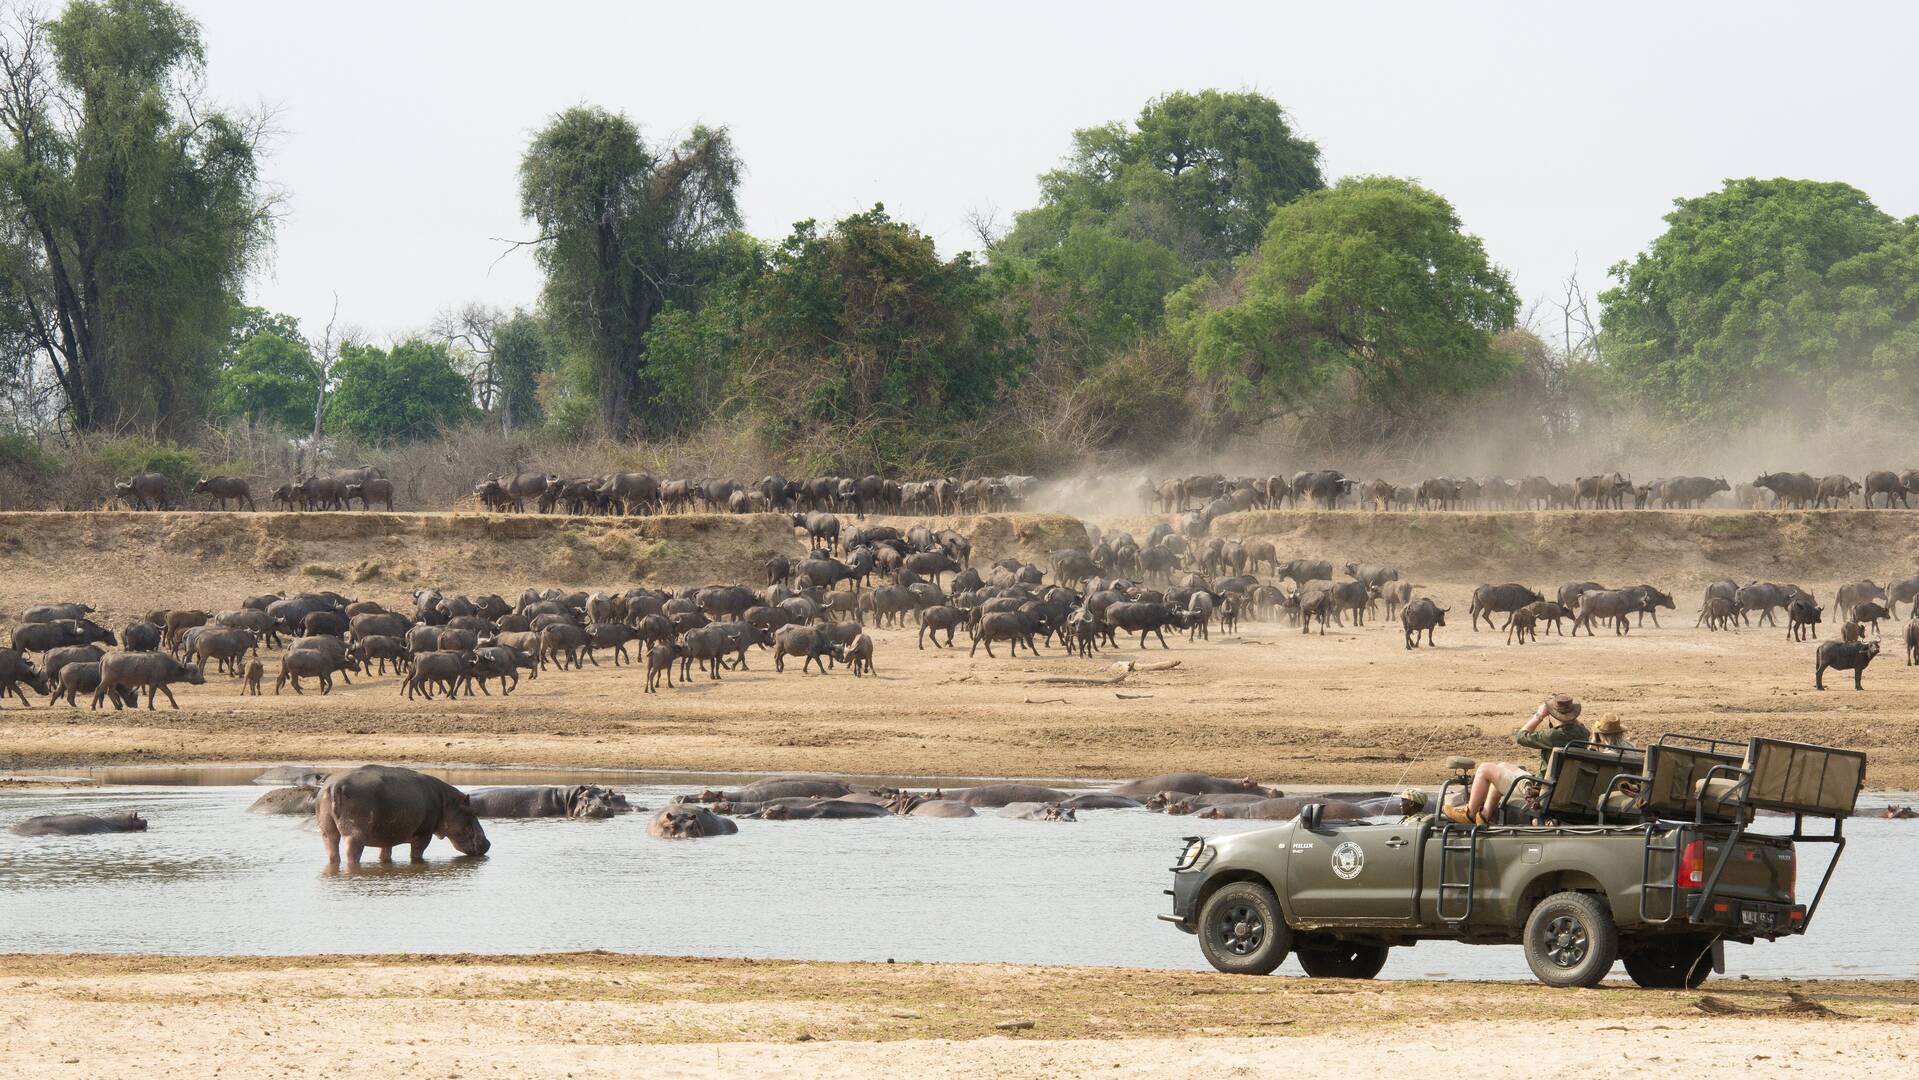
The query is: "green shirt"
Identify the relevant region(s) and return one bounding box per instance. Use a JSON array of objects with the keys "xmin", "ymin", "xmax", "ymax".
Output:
[{"xmin": 1516, "ymin": 720, "xmax": 1590, "ymax": 768}]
